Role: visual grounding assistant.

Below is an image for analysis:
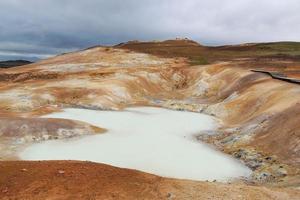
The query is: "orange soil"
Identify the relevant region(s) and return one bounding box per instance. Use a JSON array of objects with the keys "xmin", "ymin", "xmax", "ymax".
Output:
[{"xmin": 1, "ymin": 161, "xmax": 300, "ymax": 200}]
